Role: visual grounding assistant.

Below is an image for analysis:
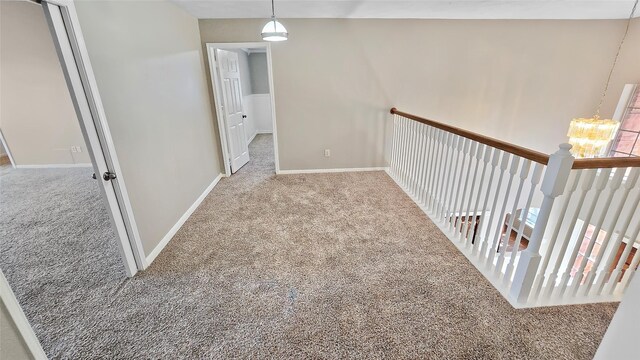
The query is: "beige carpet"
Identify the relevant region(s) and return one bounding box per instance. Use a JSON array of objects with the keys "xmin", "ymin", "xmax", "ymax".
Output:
[{"xmin": 3, "ymin": 134, "xmax": 617, "ymax": 358}]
